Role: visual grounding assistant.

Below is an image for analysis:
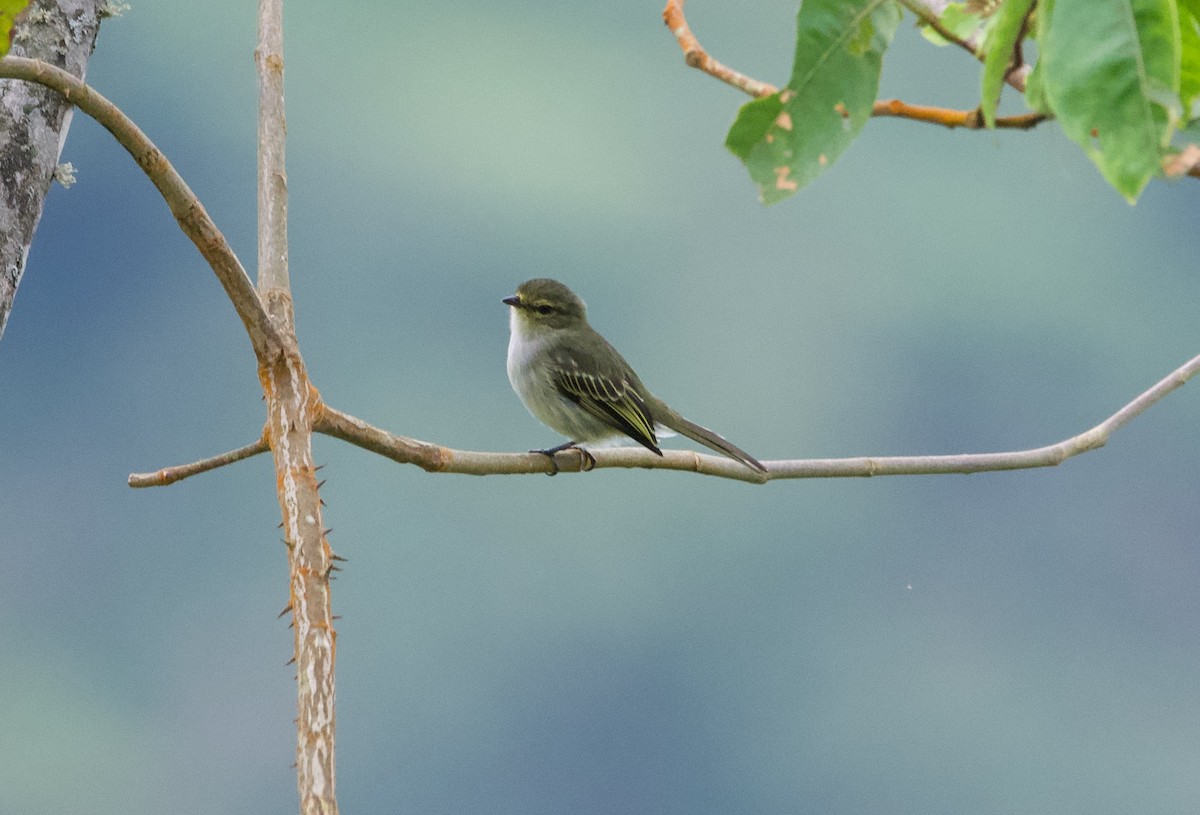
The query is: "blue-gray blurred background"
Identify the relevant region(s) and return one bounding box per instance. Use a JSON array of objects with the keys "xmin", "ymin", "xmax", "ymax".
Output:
[{"xmin": 2, "ymin": 2, "xmax": 1198, "ymax": 813}]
